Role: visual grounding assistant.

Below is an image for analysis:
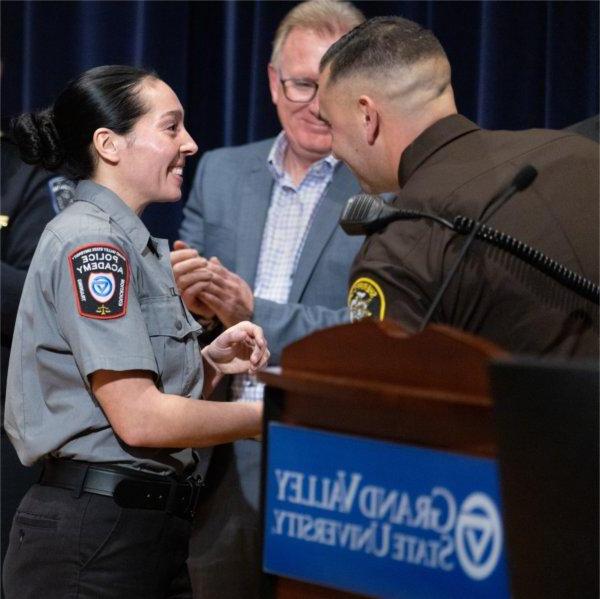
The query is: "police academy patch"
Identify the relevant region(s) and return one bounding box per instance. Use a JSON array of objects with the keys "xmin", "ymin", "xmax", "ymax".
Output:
[
  {"xmin": 348, "ymin": 277, "xmax": 386, "ymax": 322},
  {"xmin": 69, "ymin": 244, "xmax": 128, "ymax": 319}
]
